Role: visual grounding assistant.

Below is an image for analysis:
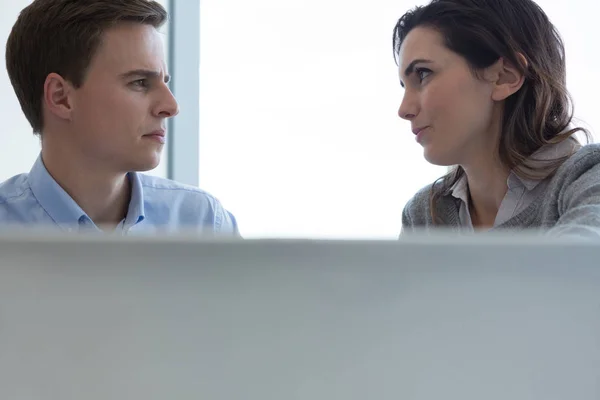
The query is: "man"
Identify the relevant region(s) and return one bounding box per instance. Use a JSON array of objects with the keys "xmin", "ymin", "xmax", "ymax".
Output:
[{"xmin": 2, "ymin": 0, "xmax": 238, "ymax": 235}]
